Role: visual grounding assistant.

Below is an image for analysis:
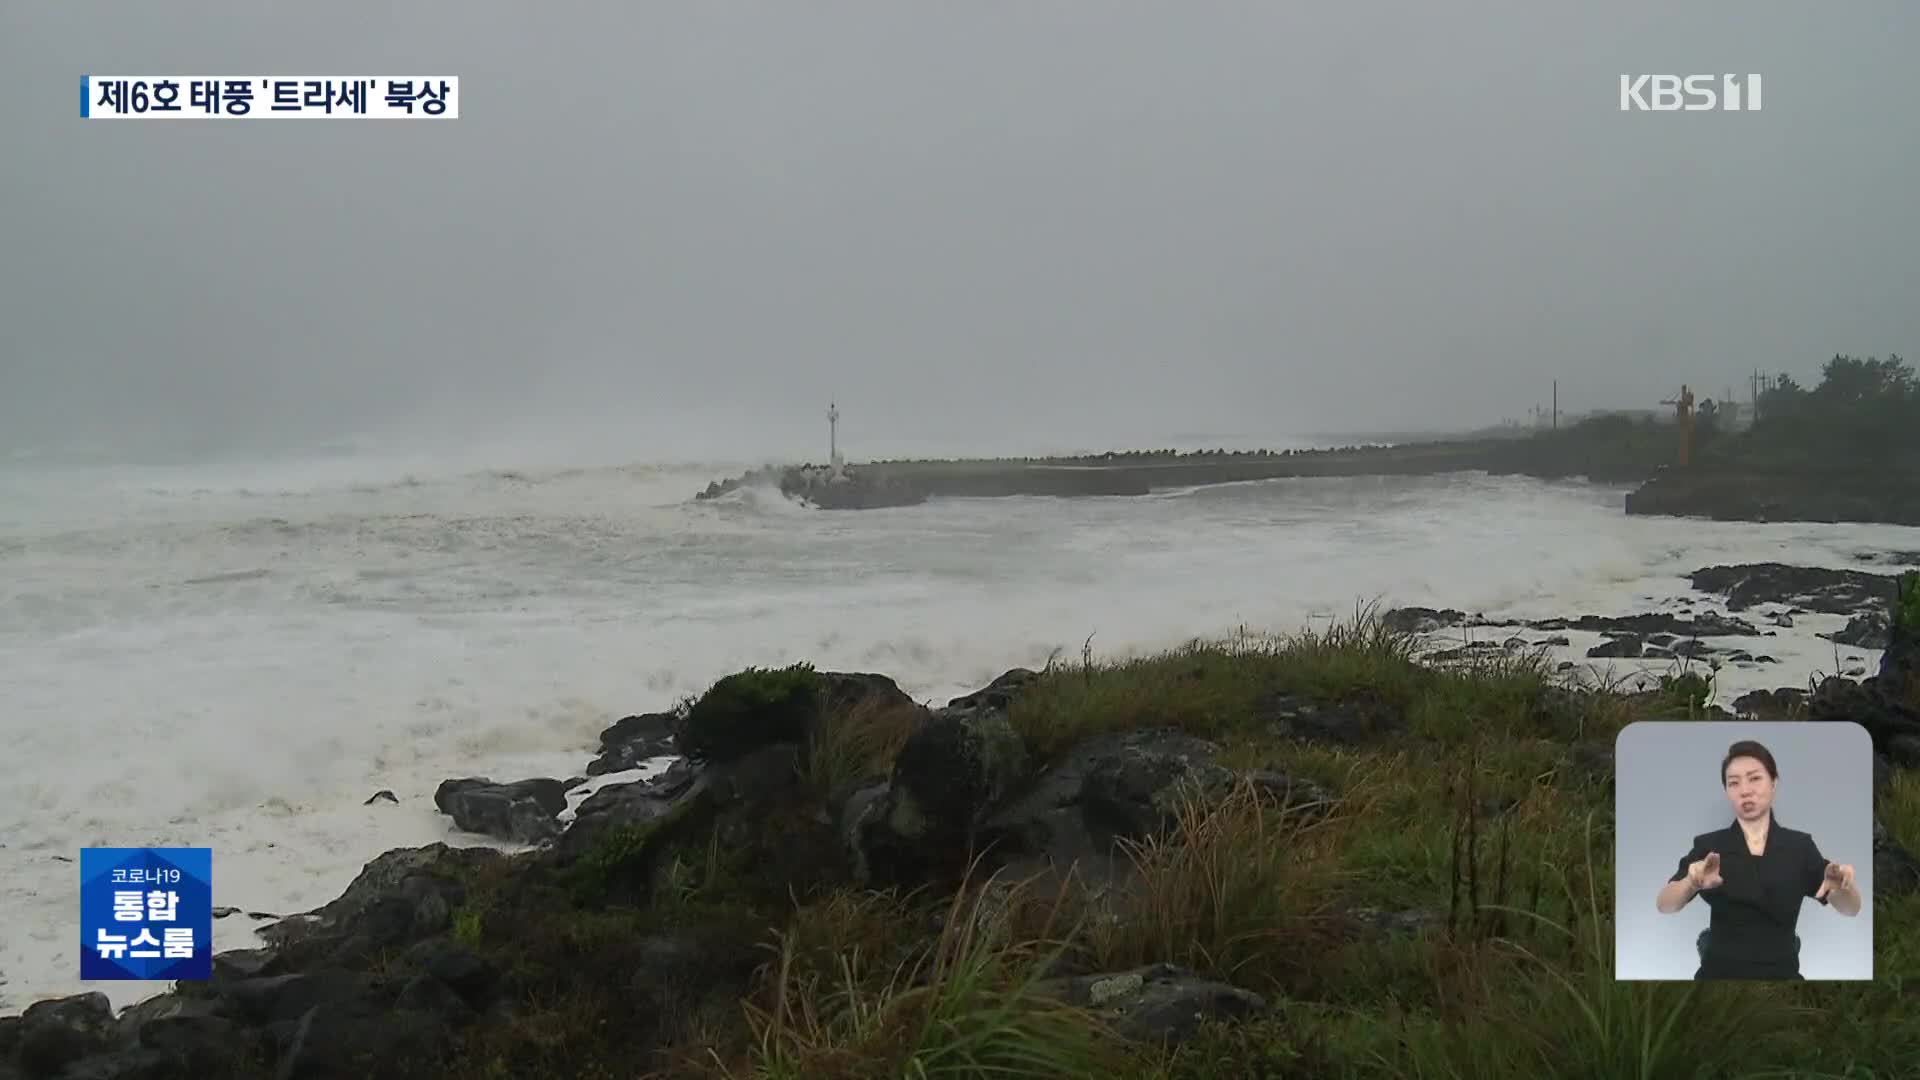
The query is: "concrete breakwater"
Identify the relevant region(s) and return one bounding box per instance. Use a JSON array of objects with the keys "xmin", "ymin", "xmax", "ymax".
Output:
[
  {"xmin": 693, "ymin": 434, "xmax": 1920, "ymax": 526},
  {"xmin": 694, "ymin": 440, "xmax": 1517, "ymax": 509}
]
